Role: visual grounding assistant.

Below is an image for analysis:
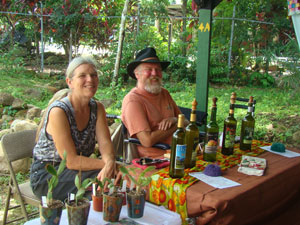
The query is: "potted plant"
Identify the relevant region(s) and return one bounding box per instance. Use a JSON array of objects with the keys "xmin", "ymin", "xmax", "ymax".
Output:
[
  {"xmin": 91, "ymin": 177, "xmax": 110, "ymax": 212},
  {"xmin": 39, "ymin": 151, "xmax": 67, "ymax": 225},
  {"xmin": 102, "ymin": 178, "xmax": 125, "ymax": 222},
  {"xmin": 65, "ymin": 173, "xmax": 93, "ymax": 225},
  {"xmin": 119, "ymin": 166, "xmax": 155, "ymax": 218}
]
